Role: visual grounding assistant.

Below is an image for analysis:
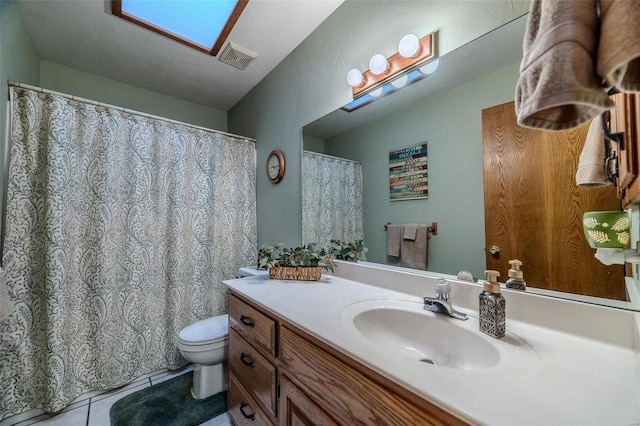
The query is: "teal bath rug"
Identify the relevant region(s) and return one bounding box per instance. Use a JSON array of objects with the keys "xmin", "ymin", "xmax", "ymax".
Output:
[{"xmin": 109, "ymin": 371, "xmax": 226, "ymax": 426}]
